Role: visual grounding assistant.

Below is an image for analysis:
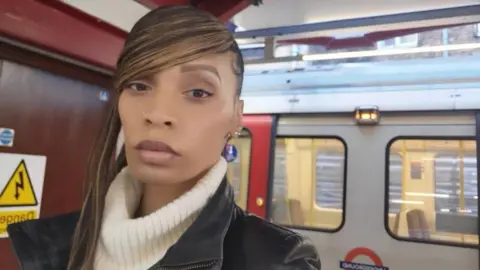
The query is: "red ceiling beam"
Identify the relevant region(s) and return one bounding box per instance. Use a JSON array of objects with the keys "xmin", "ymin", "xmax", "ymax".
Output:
[
  {"xmin": 147, "ymin": 0, "xmax": 252, "ymax": 22},
  {"xmin": 150, "ymin": 0, "xmax": 191, "ymax": 4},
  {"xmin": 138, "ymin": 0, "xmax": 191, "ymax": 9},
  {"xmin": 0, "ymin": 0, "xmax": 252, "ymax": 72},
  {"xmin": 196, "ymin": 0, "xmax": 251, "ymax": 22},
  {"xmin": 0, "ymin": 0, "xmax": 126, "ymax": 70}
]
